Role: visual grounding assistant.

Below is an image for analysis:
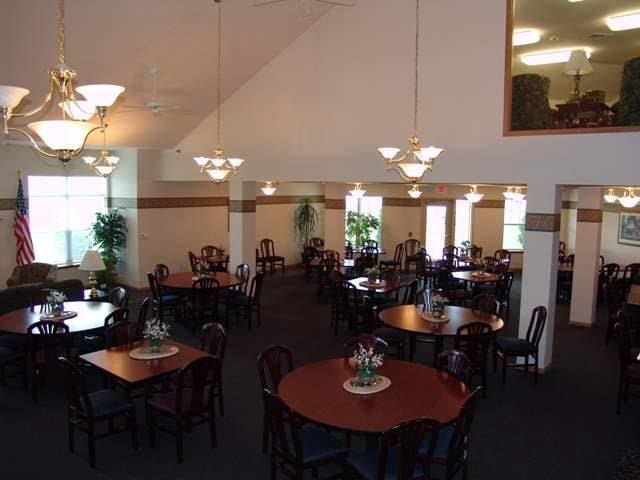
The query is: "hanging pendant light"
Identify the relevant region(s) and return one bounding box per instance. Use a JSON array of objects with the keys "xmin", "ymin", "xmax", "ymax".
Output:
[
  {"xmin": 503, "ymin": 186, "xmax": 514, "ymax": 200},
  {"xmin": 349, "ymin": 183, "xmax": 366, "ymax": 198},
  {"xmin": 261, "ymin": 181, "xmax": 277, "ymax": 196},
  {"xmin": 193, "ymin": 0, "xmax": 245, "ymax": 183},
  {"xmin": 82, "ymin": 129, "xmax": 119, "ymax": 177},
  {"xmin": 511, "ymin": 186, "xmax": 526, "ymax": 202},
  {"xmin": 408, "ymin": 184, "xmax": 422, "ymax": 199},
  {"xmin": 603, "ymin": 188, "xmax": 618, "ymax": 204},
  {"xmin": 377, "ymin": 0, "xmax": 443, "ymax": 184},
  {"xmin": 0, "ymin": 0, "xmax": 124, "ymax": 164},
  {"xmin": 464, "ymin": 185, "xmax": 484, "ymax": 204},
  {"xmin": 619, "ymin": 188, "xmax": 639, "ymax": 208}
]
